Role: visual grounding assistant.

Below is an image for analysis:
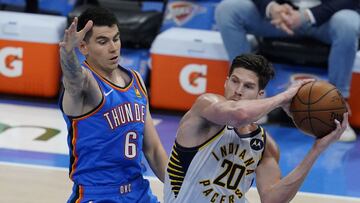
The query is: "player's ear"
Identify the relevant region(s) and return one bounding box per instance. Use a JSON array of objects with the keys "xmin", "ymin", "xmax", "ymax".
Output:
[
  {"xmin": 224, "ymin": 76, "xmax": 229, "ymax": 89},
  {"xmin": 258, "ymin": 89, "xmax": 265, "ymax": 97},
  {"xmin": 79, "ymin": 40, "xmax": 88, "ymax": 55}
]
